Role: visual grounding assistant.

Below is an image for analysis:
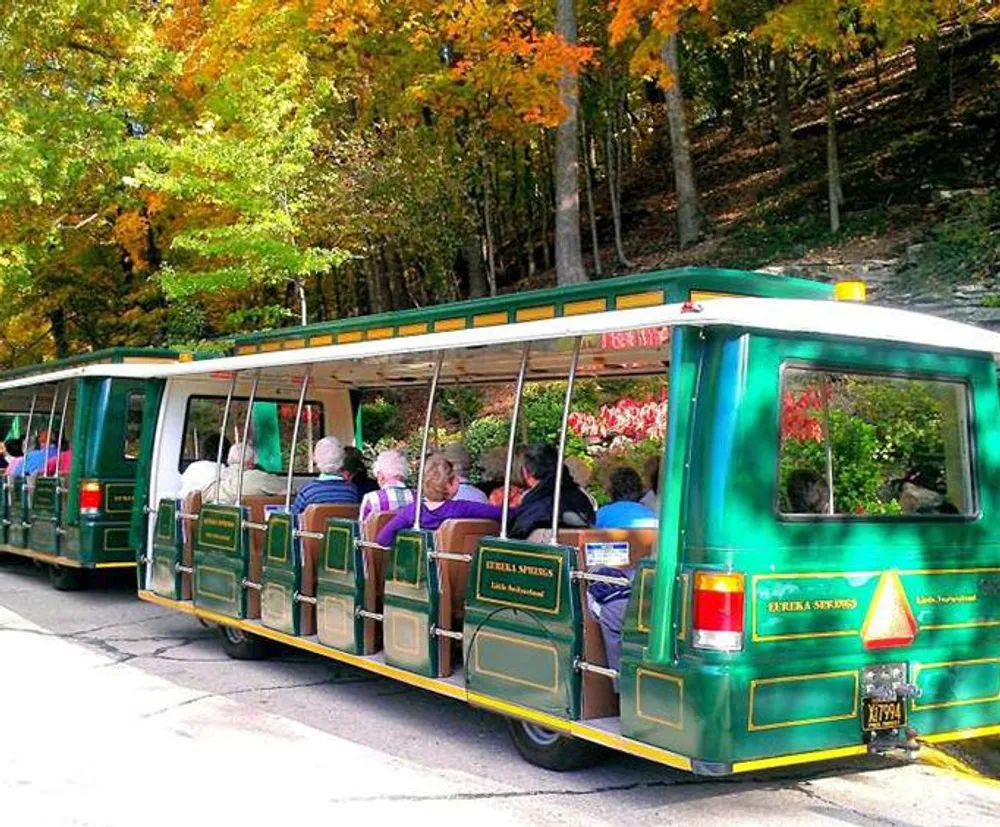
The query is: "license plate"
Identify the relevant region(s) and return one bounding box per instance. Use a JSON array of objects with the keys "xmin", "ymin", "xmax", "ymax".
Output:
[{"xmin": 862, "ymin": 697, "xmax": 906, "ymax": 732}]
